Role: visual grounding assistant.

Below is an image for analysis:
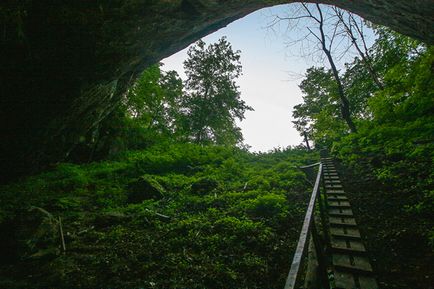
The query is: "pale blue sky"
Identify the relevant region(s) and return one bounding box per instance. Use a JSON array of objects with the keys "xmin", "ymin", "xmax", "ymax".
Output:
[{"xmin": 162, "ymin": 4, "xmax": 374, "ymax": 152}]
